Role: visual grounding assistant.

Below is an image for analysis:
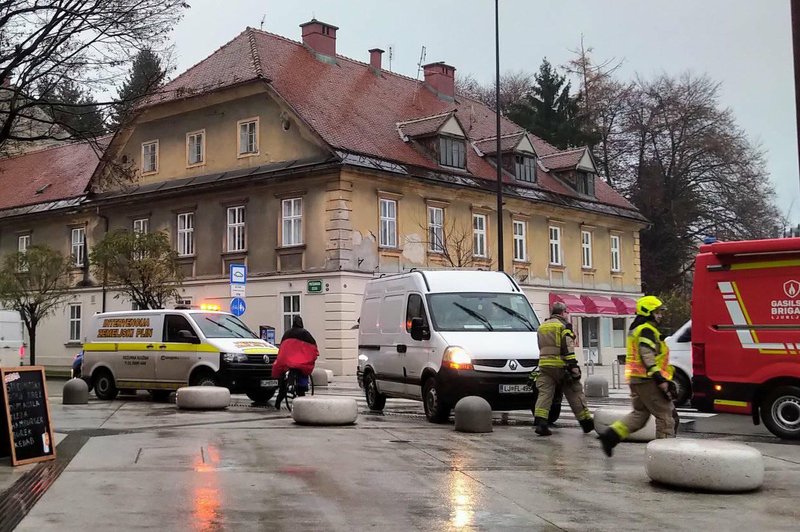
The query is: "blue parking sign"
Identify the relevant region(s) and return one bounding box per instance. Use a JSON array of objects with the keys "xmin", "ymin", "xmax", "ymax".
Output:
[{"xmin": 230, "ymin": 297, "xmax": 246, "ymax": 317}]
